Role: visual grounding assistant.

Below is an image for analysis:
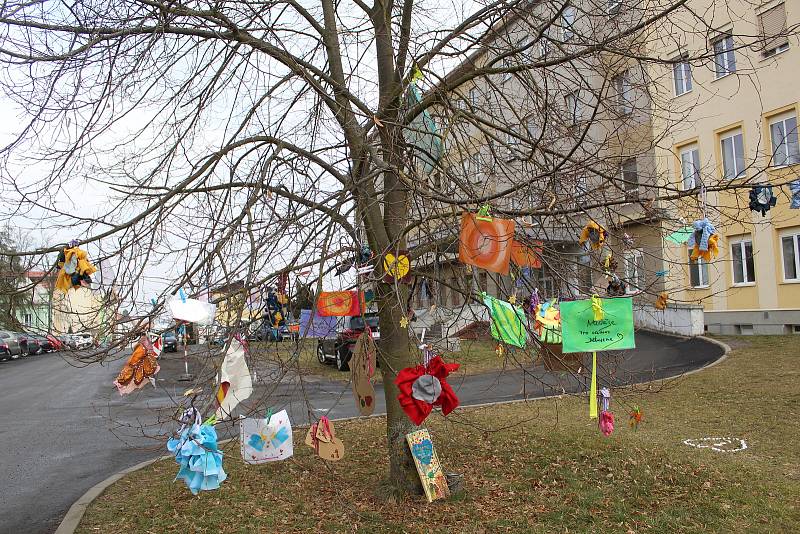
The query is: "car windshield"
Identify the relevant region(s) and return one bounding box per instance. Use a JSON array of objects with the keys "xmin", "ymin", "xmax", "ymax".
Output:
[
  {"xmin": 350, "ymin": 316, "xmax": 379, "ymax": 330},
  {"xmin": 164, "ymin": 332, "xmax": 176, "ymax": 339}
]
